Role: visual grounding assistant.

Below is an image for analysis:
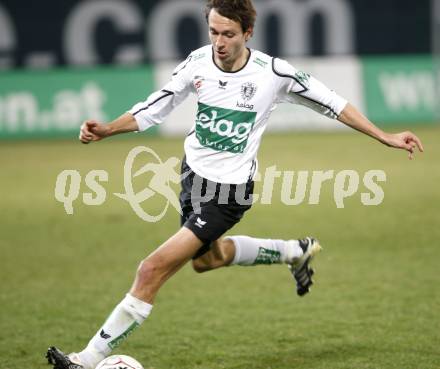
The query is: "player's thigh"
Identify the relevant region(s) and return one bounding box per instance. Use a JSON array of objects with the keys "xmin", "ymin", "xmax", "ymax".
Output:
[
  {"xmin": 131, "ymin": 227, "xmax": 204, "ymax": 301},
  {"xmin": 146, "ymin": 227, "xmax": 204, "ymax": 271}
]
